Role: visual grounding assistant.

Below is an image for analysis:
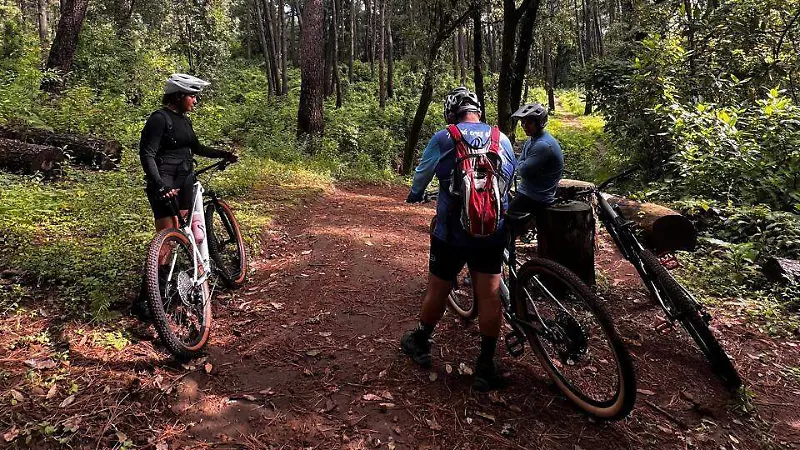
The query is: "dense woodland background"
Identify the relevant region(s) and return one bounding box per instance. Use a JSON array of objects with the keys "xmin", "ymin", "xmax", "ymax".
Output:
[{"xmin": 0, "ymin": 0, "xmax": 798, "ymax": 333}]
